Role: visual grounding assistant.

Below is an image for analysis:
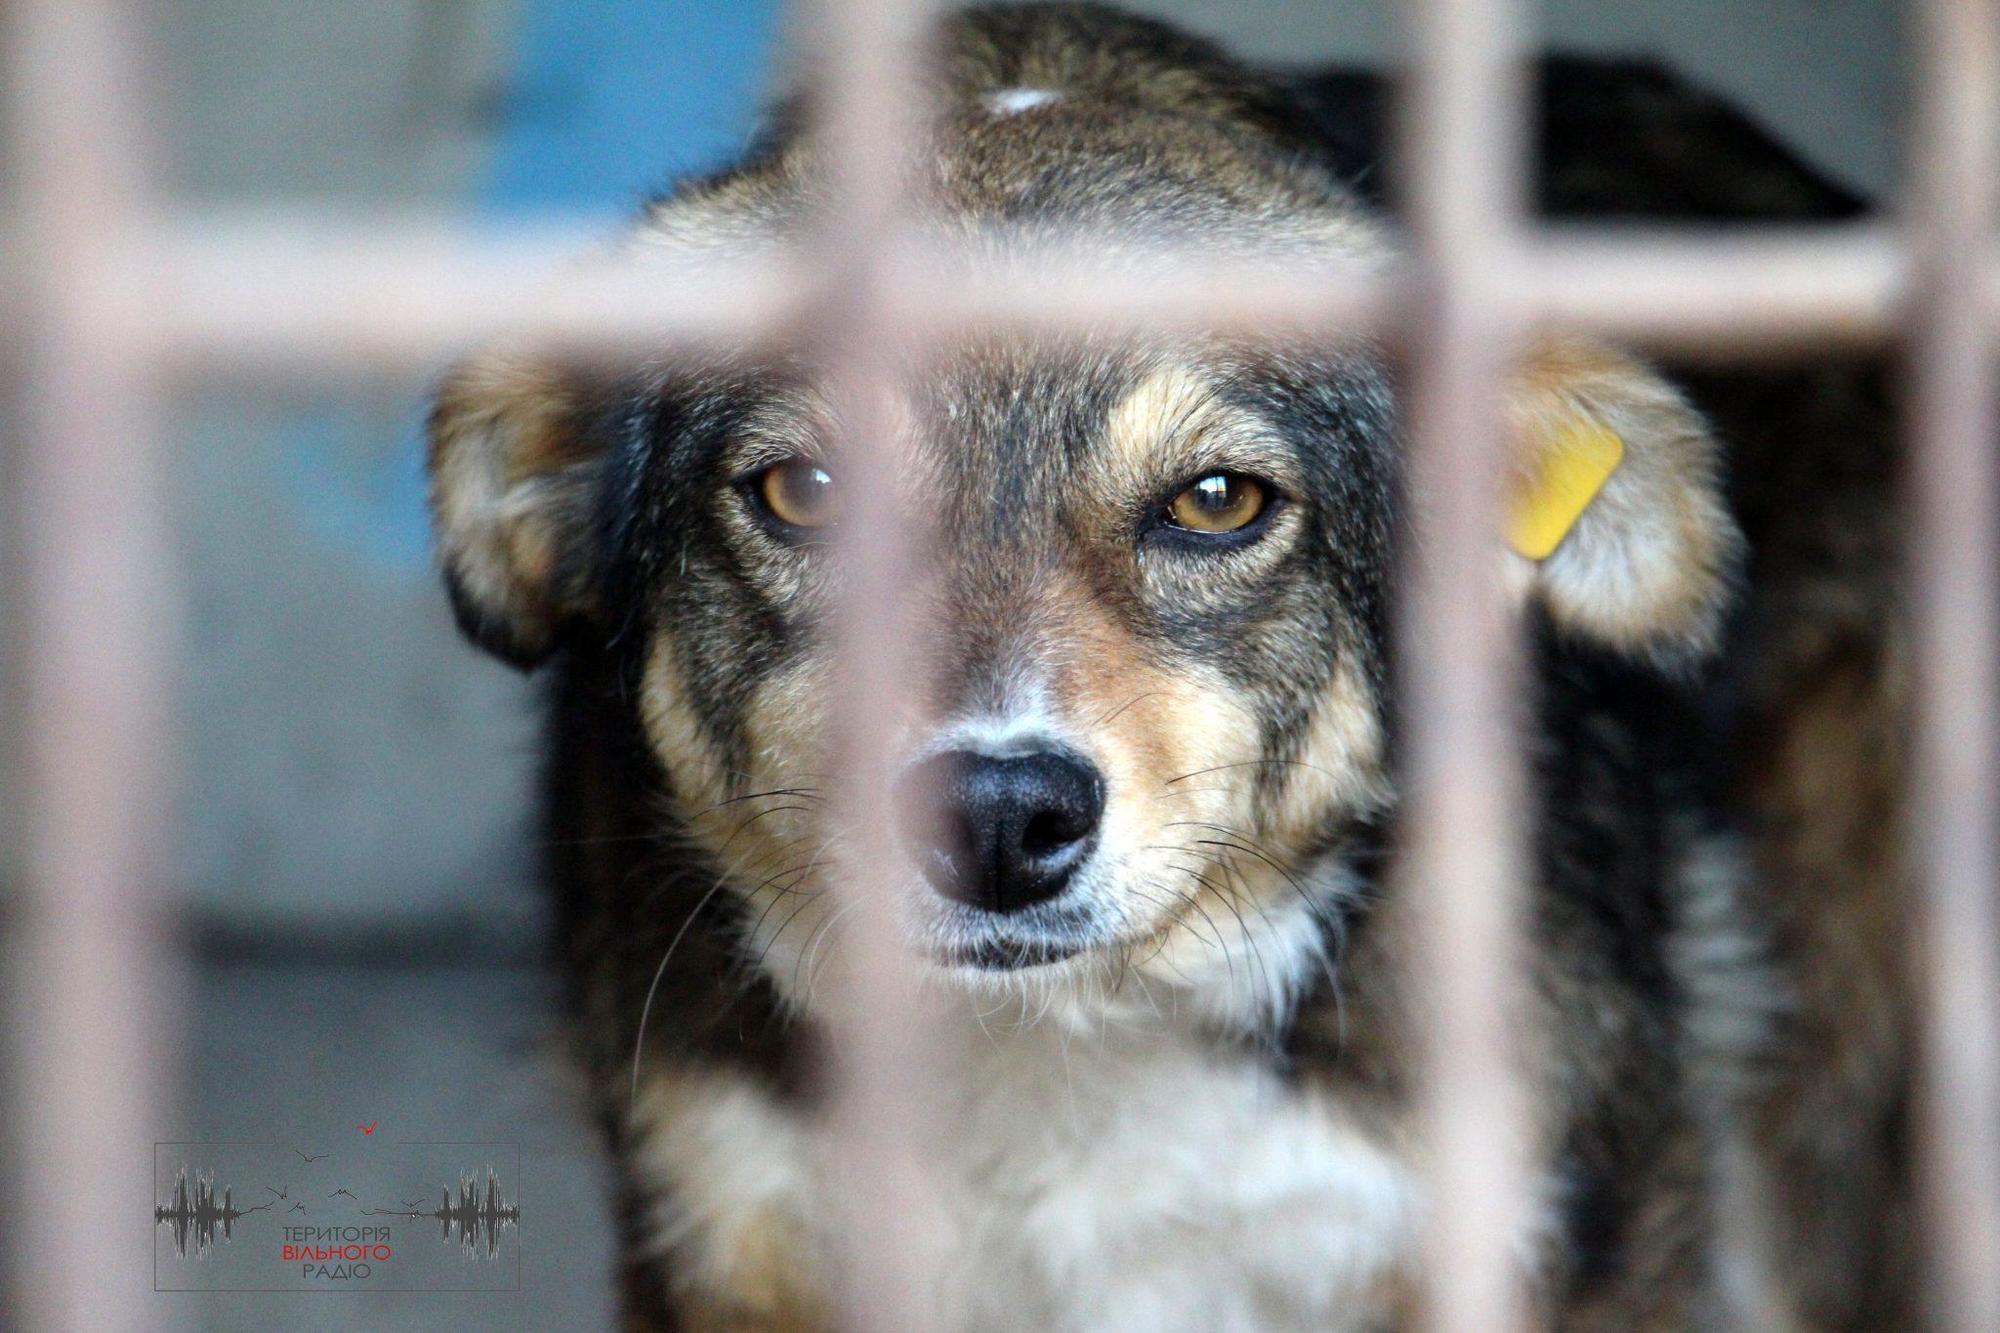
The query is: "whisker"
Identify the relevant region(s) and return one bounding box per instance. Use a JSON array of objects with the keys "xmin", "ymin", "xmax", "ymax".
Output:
[
  {"xmin": 636, "ymin": 831, "xmax": 803, "ymax": 914},
  {"xmin": 712, "ymin": 804, "xmax": 815, "ymax": 861},
  {"xmin": 688, "ymin": 786, "xmax": 826, "ymax": 818},
  {"xmin": 1175, "ymin": 857, "xmax": 1277, "ymax": 1019},
  {"xmin": 629, "ymin": 874, "xmax": 733, "ymax": 1110},
  {"xmin": 1166, "ymin": 823, "xmax": 1361, "ymax": 1028},
  {"xmin": 1162, "ymin": 759, "xmax": 1347, "ymax": 787},
  {"xmin": 1165, "ymin": 821, "xmax": 1315, "ymax": 898},
  {"xmin": 1092, "ymin": 690, "xmax": 1166, "ymax": 728},
  {"xmin": 536, "ymin": 829, "xmax": 672, "ymax": 851},
  {"xmin": 1131, "ymin": 880, "xmax": 1222, "ymax": 951},
  {"xmin": 1126, "ymin": 880, "xmax": 1223, "ymax": 995},
  {"xmin": 631, "ymin": 837, "xmax": 828, "ymax": 1109},
  {"xmin": 1149, "ymin": 785, "xmax": 1239, "ymax": 802},
  {"xmin": 752, "ymin": 874, "xmax": 837, "ymax": 979},
  {"xmin": 1128, "ymin": 898, "xmax": 1201, "ymax": 988},
  {"xmin": 797, "ymin": 898, "xmax": 860, "ymax": 1004}
]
